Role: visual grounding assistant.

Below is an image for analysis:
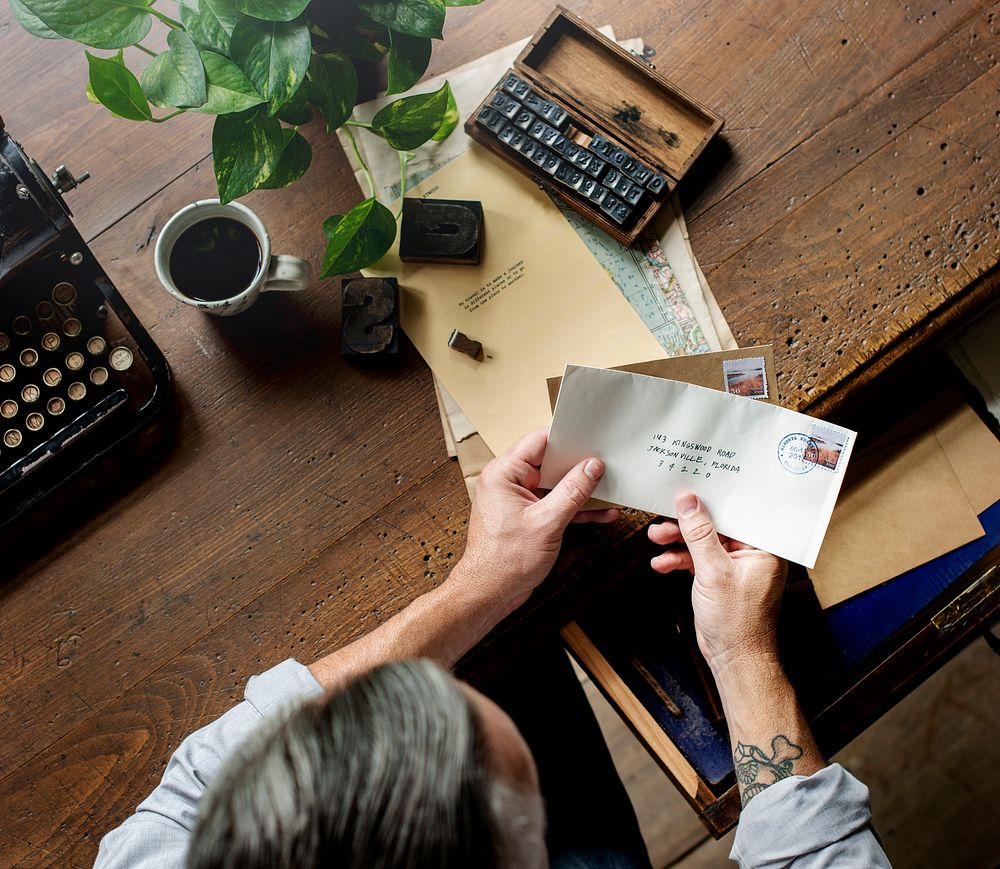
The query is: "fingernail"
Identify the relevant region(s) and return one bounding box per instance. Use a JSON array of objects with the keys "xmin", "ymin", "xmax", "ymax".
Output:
[
  {"xmin": 584, "ymin": 458, "xmax": 604, "ymax": 481},
  {"xmin": 677, "ymin": 492, "xmax": 698, "ymax": 517}
]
